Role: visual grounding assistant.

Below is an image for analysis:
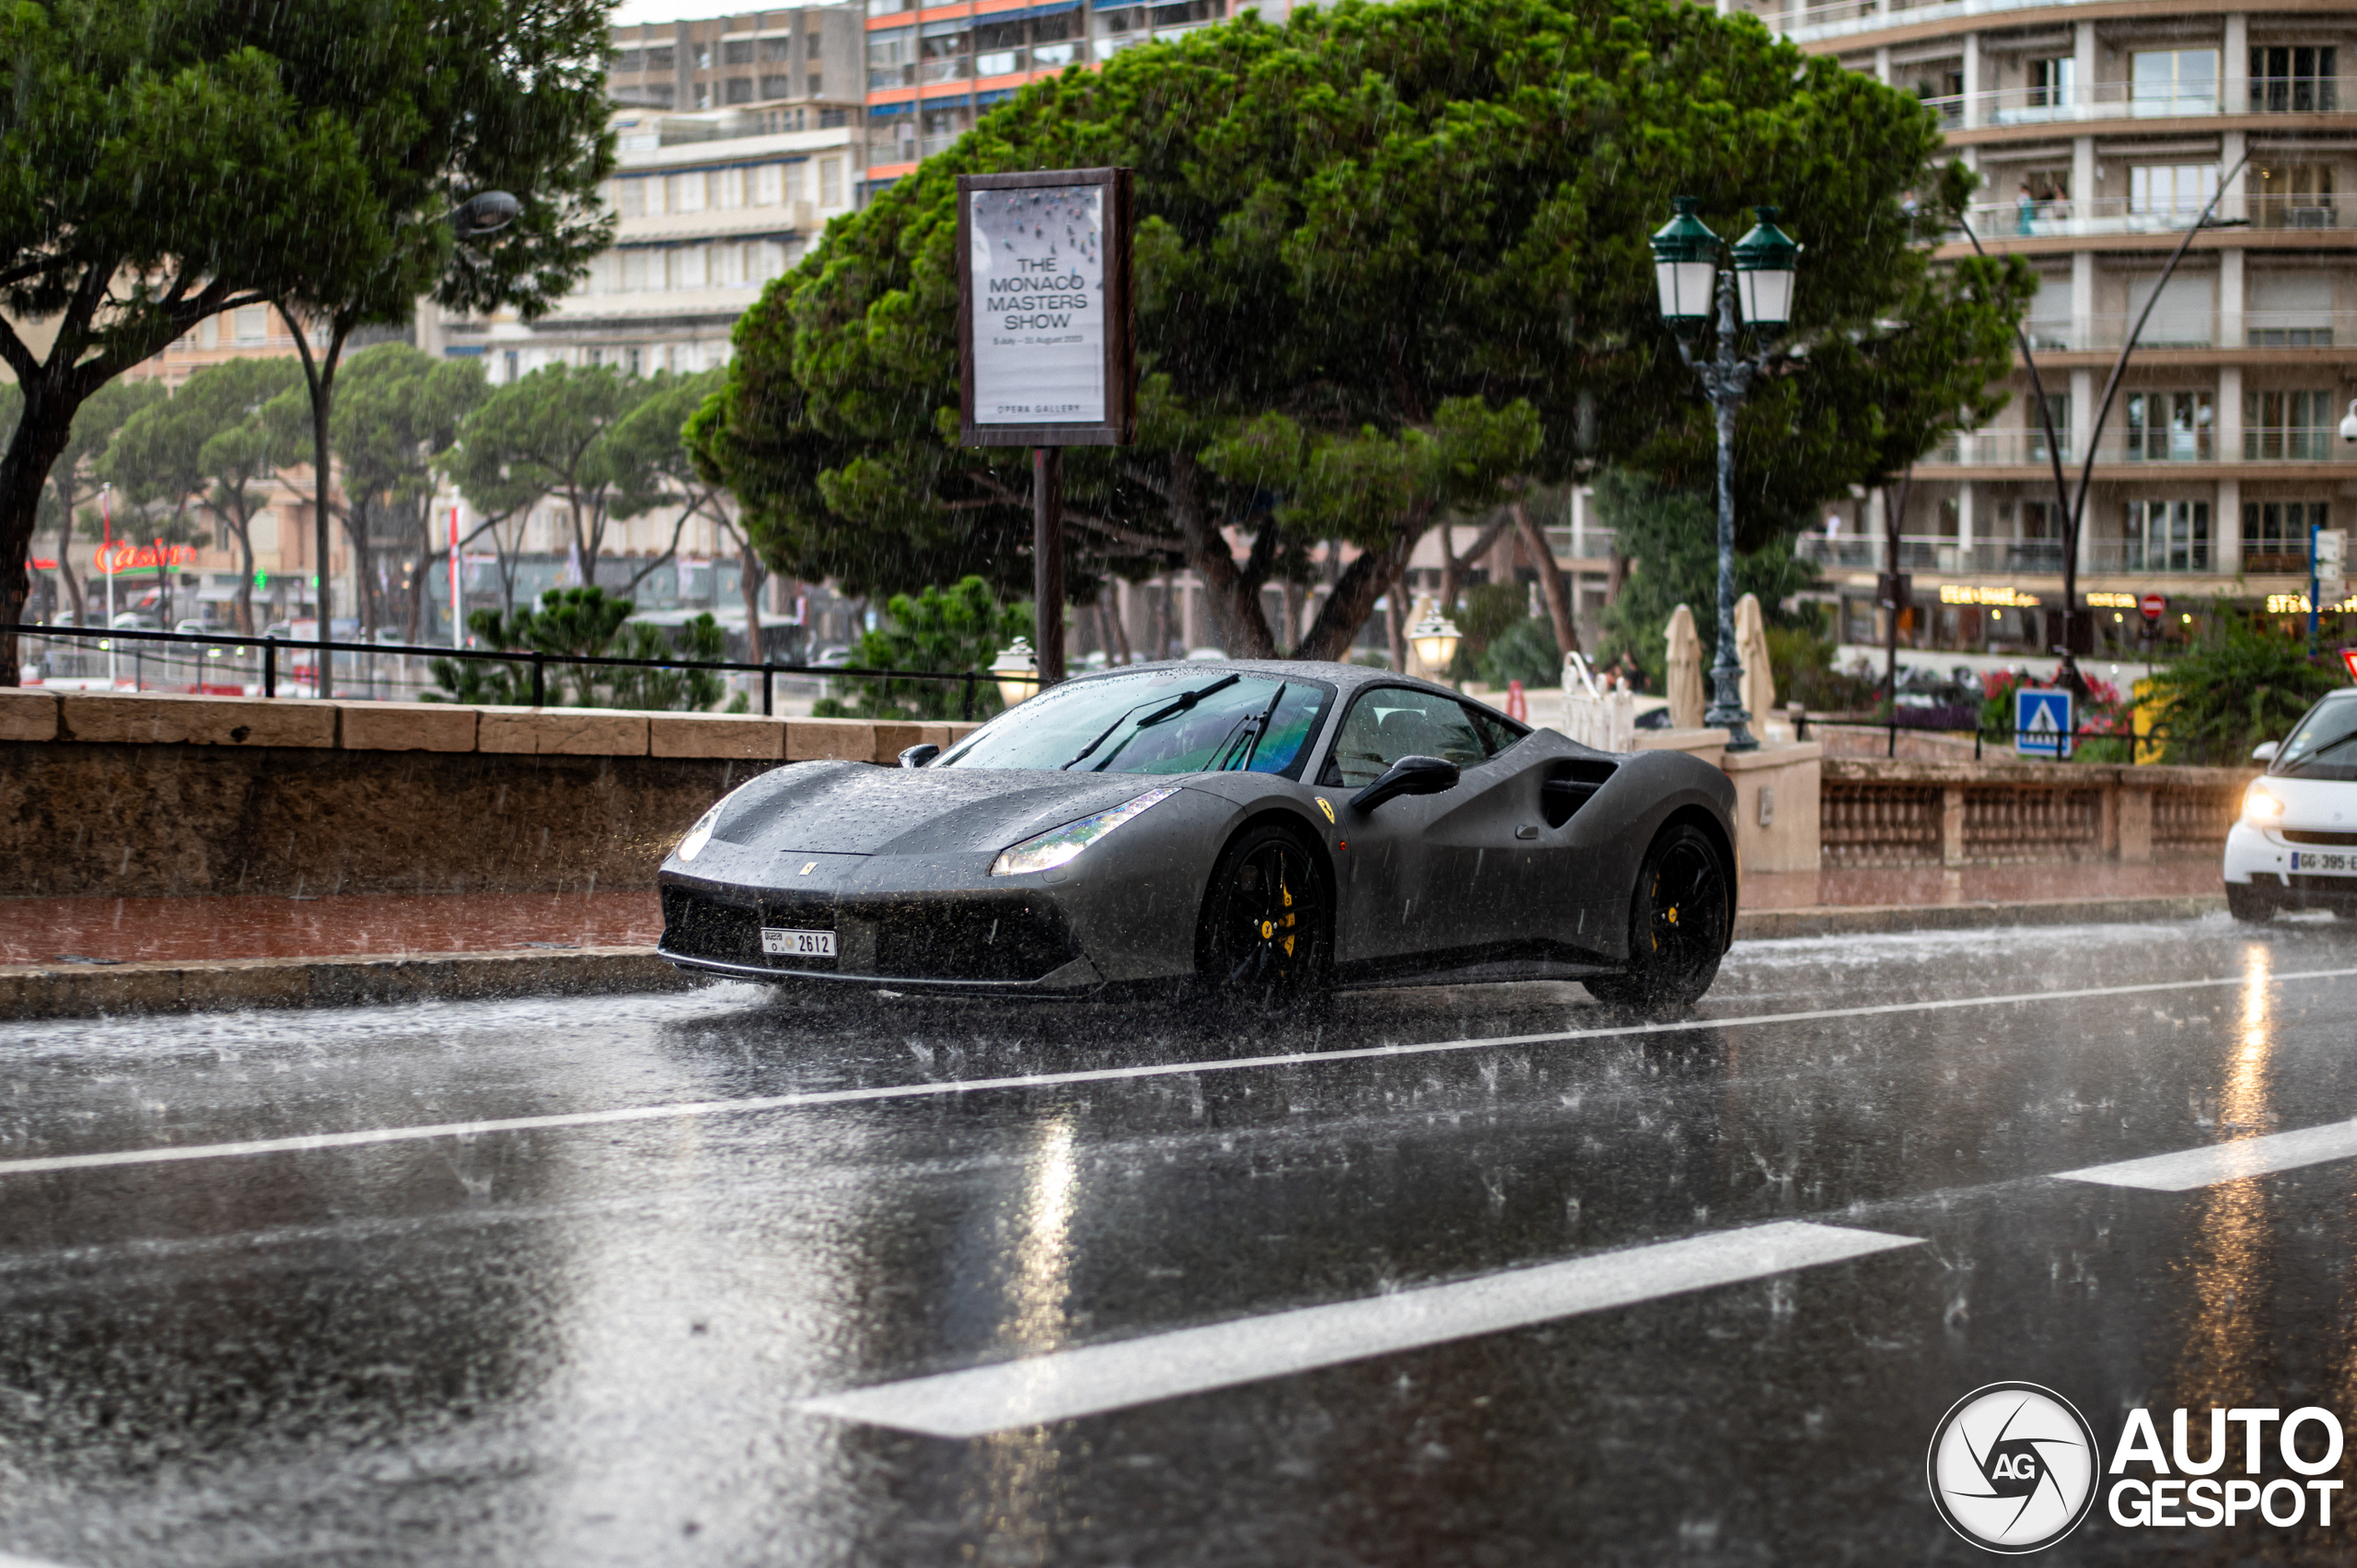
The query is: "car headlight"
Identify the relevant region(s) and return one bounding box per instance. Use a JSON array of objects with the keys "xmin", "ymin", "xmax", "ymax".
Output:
[
  {"xmin": 675, "ymin": 805, "xmax": 721, "ymax": 862},
  {"xmin": 2244, "ymin": 783, "xmax": 2286, "ymax": 823},
  {"xmin": 990, "ymin": 788, "xmax": 1178, "ymax": 877}
]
